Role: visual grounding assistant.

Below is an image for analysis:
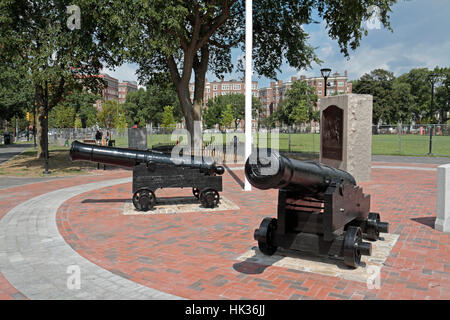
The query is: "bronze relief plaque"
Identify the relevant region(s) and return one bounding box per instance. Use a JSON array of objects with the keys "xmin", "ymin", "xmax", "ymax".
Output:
[{"xmin": 321, "ymin": 105, "xmax": 343, "ymax": 161}]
